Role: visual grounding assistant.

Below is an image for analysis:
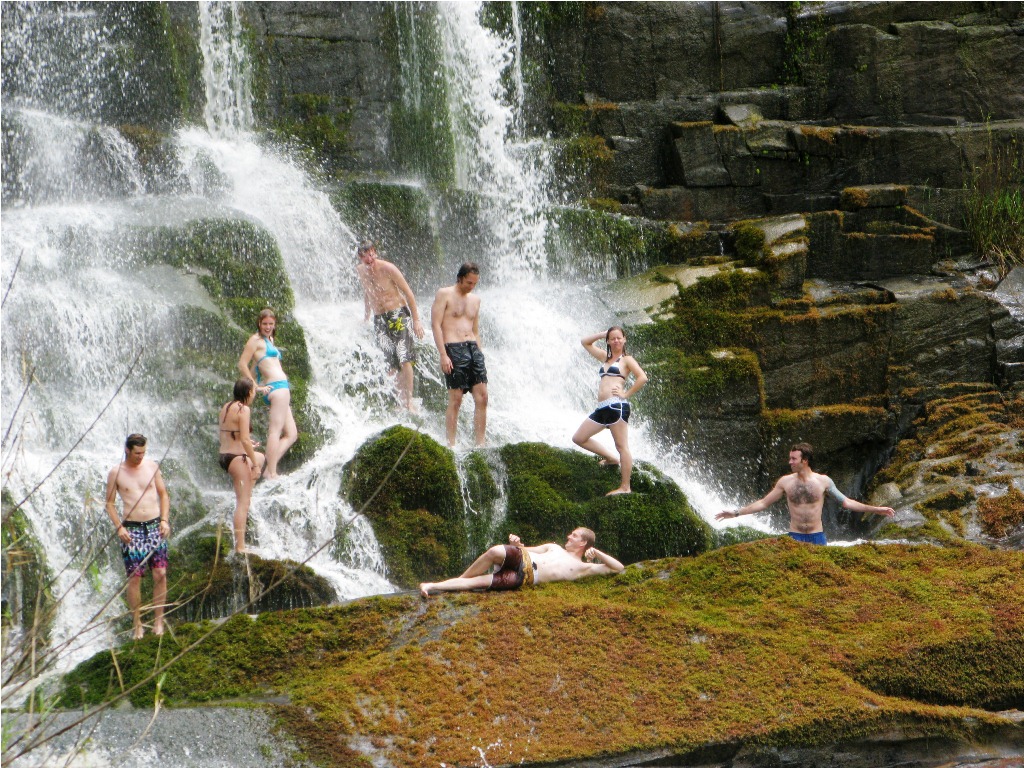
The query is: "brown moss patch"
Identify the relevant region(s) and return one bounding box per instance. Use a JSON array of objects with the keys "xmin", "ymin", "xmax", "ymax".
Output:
[
  {"xmin": 799, "ymin": 124, "xmax": 839, "ymax": 143},
  {"xmin": 977, "ymin": 485, "xmax": 1024, "ymax": 539},
  {"xmin": 59, "ymin": 542, "xmax": 1024, "ymax": 767}
]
